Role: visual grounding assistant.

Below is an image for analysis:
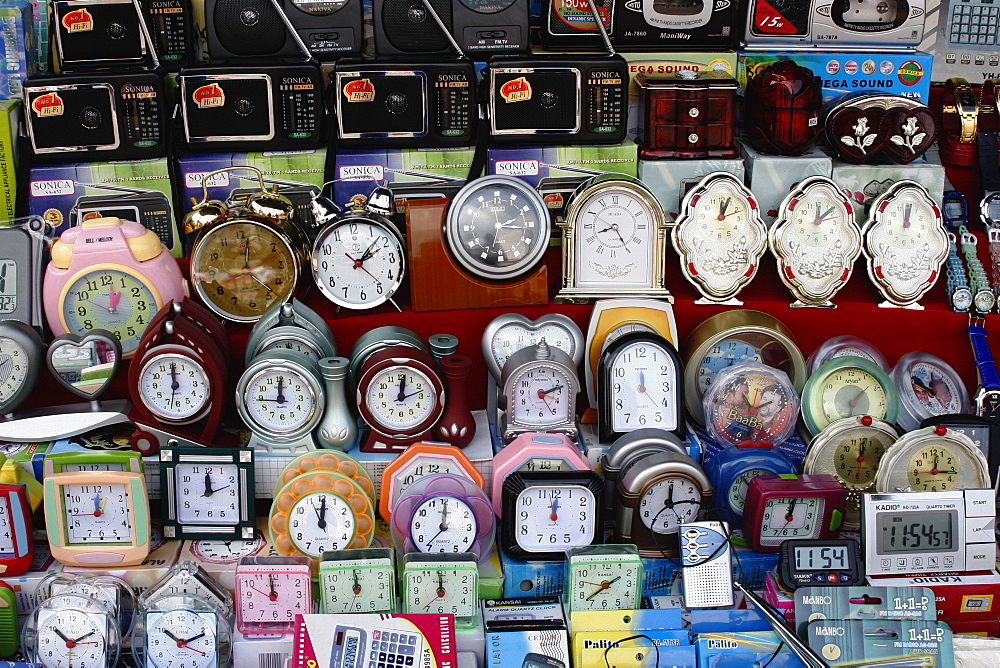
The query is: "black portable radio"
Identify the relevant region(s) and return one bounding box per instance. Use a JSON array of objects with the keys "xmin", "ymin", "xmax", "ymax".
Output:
[{"xmin": 72, "ymin": 190, "xmax": 176, "ymax": 251}]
